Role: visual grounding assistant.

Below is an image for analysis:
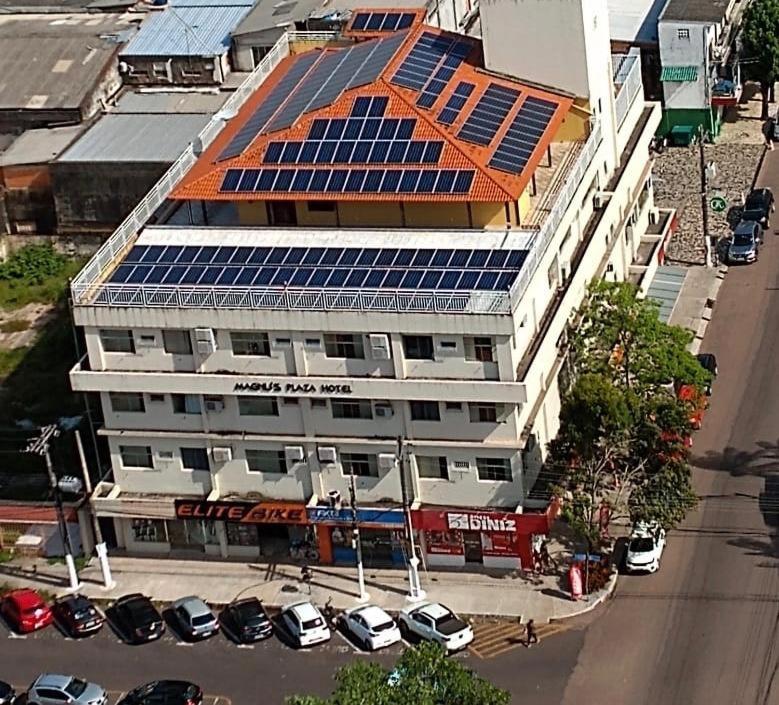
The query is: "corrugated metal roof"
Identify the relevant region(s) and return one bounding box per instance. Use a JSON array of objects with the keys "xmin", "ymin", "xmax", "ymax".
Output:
[
  {"xmin": 115, "ymin": 90, "xmax": 227, "ymax": 114},
  {"xmin": 58, "ymin": 113, "xmax": 210, "ymax": 162},
  {"xmin": 120, "ymin": 5, "xmax": 252, "ymax": 57},
  {"xmin": 660, "ymin": 65, "xmax": 698, "ymax": 82},
  {"xmin": 0, "ymin": 125, "xmax": 85, "ymax": 167}
]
